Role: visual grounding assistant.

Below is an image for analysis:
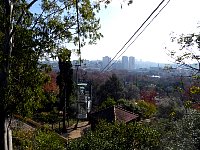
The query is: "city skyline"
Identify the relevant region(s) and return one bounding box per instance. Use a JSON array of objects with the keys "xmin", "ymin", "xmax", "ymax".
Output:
[
  {"xmin": 70, "ymin": 55, "xmax": 171, "ymax": 72},
  {"xmin": 71, "ymin": 0, "xmax": 200, "ymax": 64}
]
